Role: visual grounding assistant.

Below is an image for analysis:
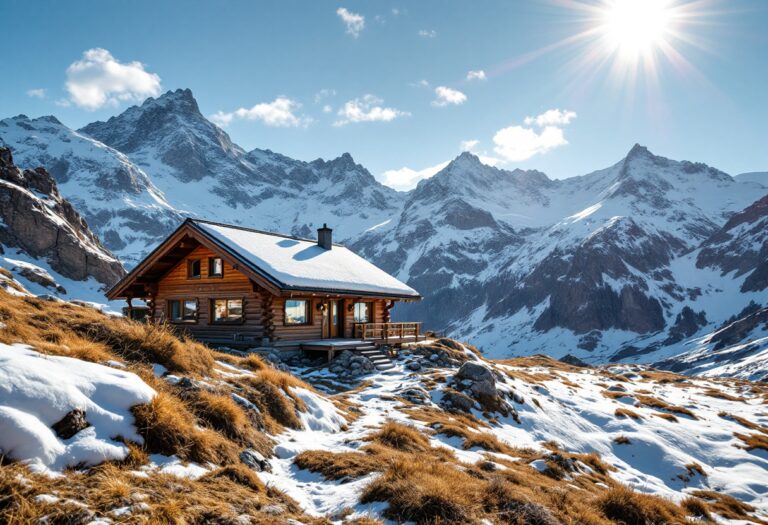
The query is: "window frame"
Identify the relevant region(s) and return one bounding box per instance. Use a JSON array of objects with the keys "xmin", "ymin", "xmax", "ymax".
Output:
[
  {"xmin": 168, "ymin": 298, "xmax": 199, "ymax": 323},
  {"xmin": 353, "ymin": 301, "xmax": 373, "ymax": 324},
  {"xmin": 208, "ymin": 257, "xmax": 224, "ymax": 278},
  {"xmin": 210, "ymin": 297, "xmax": 246, "ymax": 324},
  {"xmin": 187, "ymin": 258, "xmax": 202, "ymax": 279},
  {"xmin": 283, "ymin": 298, "xmax": 311, "ymax": 326}
]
